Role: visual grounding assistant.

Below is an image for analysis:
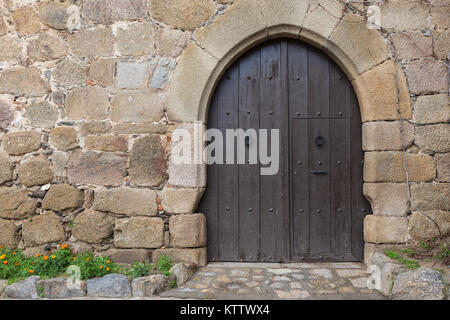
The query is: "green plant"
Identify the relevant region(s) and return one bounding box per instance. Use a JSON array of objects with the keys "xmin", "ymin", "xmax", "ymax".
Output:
[
  {"xmin": 72, "ymin": 251, "xmax": 115, "ymax": 280},
  {"xmin": 435, "ymin": 244, "xmax": 449, "ymax": 261},
  {"xmin": 384, "ymin": 250, "xmax": 420, "ymax": 270},
  {"xmin": 126, "ymin": 261, "xmax": 154, "ymax": 279},
  {"xmin": 156, "ymin": 255, "xmax": 173, "ymax": 277},
  {"xmin": 420, "ymin": 241, "xmax": 430, "ymax": 249},
  {"xmin": 38, "ymin": 285, "xmax": 44, "ymax": 298},
  {"xmin": 170, "ymin": 279, "xmax": 176, "ymax": 288},
  {"xmin": 400, "ymin": 248, "xmax": 415, "ymax": 257}
]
